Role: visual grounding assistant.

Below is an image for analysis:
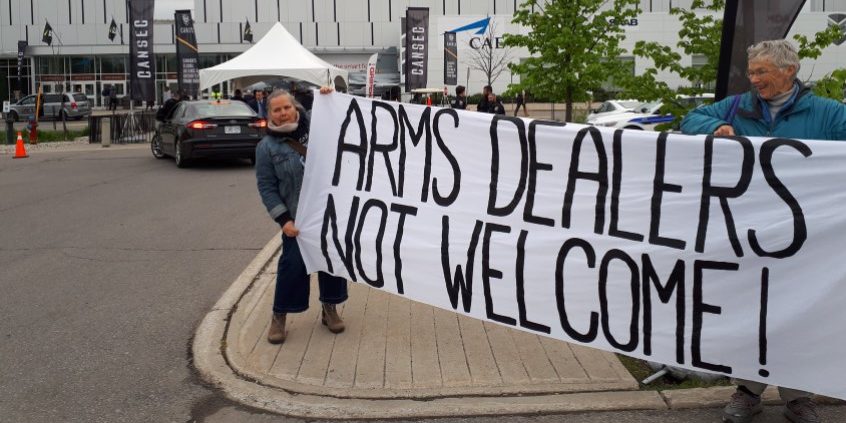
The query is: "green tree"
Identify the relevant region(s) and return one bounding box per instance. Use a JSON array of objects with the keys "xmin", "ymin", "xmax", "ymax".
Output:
[
  {"xmin": 503, "ymin": 0, "xmax": 641, "ymax": 122},
  {"xmin": 794, "ymin": 28, "xmax": 846, "ymax": 102},
  {"xmin": 619, "ymin": 0, "xmax": 845, "ymax": 130},
  {"xmin": 616, "ymin": 0, "xmax": 724, "ymax": 130},
  {"xmin": 810, "ymin": 69, "xmax": 846, "ymax": 102}
]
